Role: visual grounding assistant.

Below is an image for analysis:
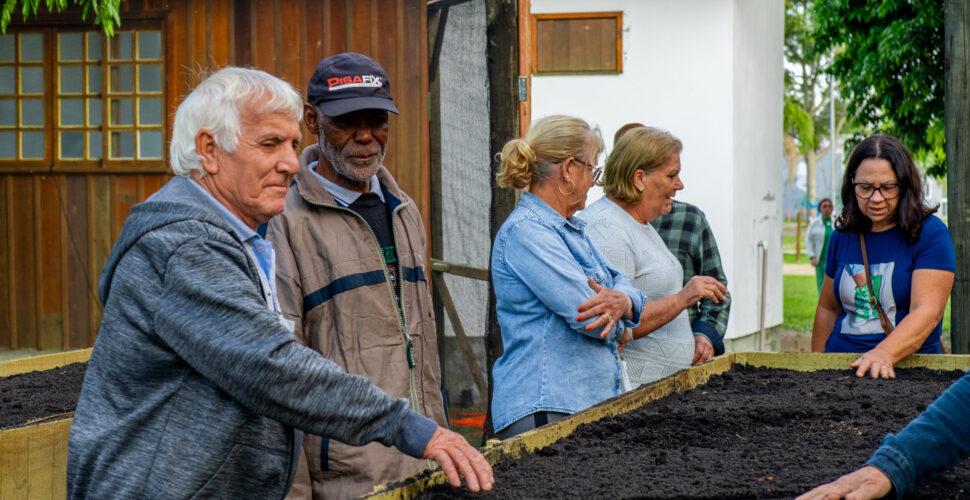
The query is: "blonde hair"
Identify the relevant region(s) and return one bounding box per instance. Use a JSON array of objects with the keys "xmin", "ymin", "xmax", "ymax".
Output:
[
  {"xmin": 602, "ymin": 126, "xmax": 682, "ymax": 204},
  {"xmin": 496, "ymin": 115, "xmax": 604, "ymax": 189}
]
